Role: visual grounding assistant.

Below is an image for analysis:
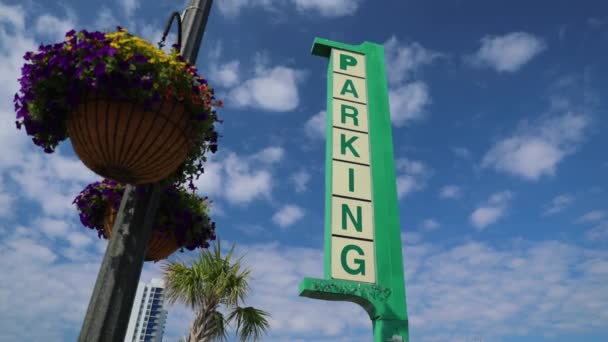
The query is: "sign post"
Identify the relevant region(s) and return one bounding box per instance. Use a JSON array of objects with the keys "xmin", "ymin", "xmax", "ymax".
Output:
[{"xmin": 299, "ymin": 38, "xmax": 409, "ymax": 342}]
